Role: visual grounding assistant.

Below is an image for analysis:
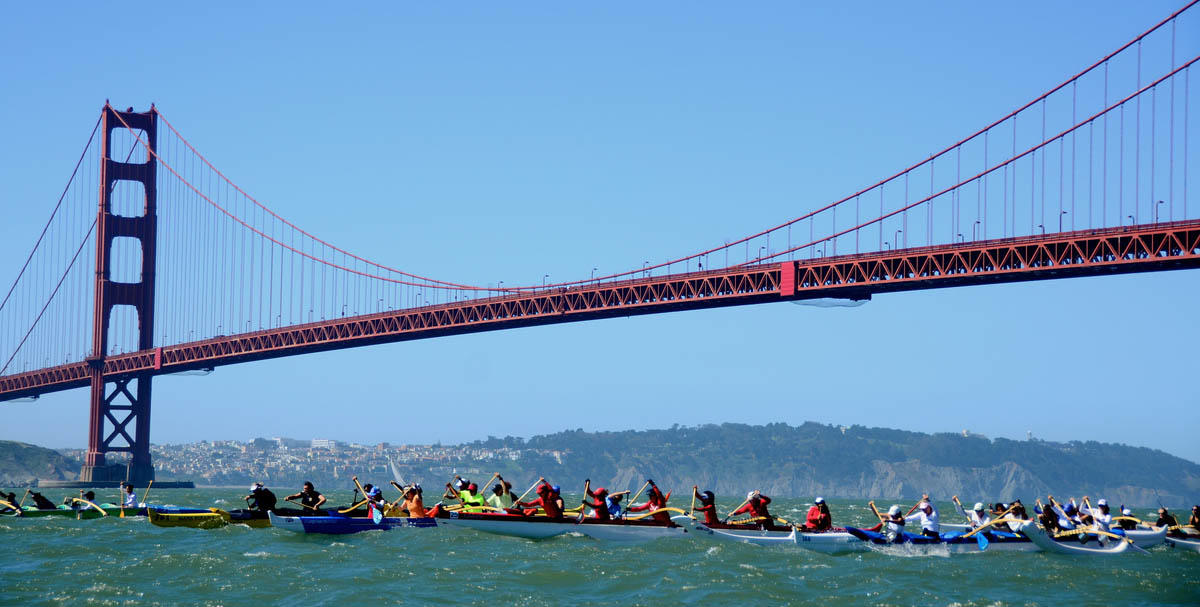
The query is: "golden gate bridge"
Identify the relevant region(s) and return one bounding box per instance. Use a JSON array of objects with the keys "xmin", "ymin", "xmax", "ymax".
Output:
[{"xmin": 2, "ymin": 2, "xmax": 1199, "ymax": 484}]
